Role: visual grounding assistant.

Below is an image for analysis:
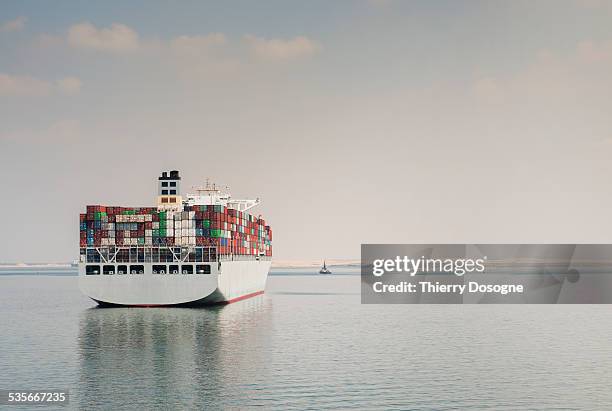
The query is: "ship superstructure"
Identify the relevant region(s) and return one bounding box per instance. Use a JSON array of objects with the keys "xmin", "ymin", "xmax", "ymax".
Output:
[{"xmin": 78, "ymin": 171, "xmax": 272, "ymax": 306}]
